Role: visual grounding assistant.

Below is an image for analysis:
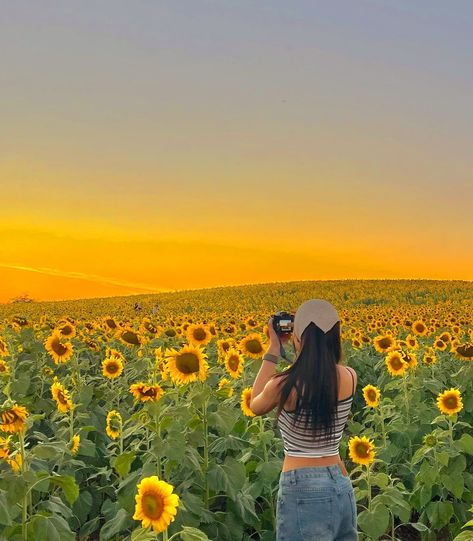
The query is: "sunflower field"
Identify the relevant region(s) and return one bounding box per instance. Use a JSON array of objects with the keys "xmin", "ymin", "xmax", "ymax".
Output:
[{"xmin": 0, "ymin": 279, "xmax": 472, "ymax": 541}]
